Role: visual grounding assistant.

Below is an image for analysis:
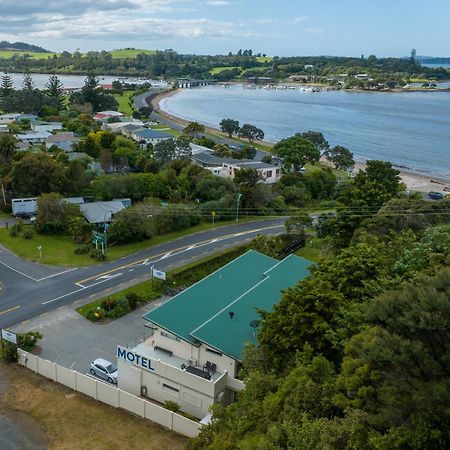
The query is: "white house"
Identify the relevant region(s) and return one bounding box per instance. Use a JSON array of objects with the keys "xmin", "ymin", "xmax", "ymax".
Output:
[
  {"xmin": 116, "ymin": 251, "xmax": 313, "ymax": 419},
  {"xmin": 130, "ymin": 128, "xmax": 173, "ymax": 146},
  {"xmin": 220, "ymin": 161, "xmax": 281, "ymax": 184}
]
